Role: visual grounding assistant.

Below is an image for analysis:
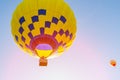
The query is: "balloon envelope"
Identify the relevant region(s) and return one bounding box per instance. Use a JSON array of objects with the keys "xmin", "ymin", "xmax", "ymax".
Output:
[
  {"xmin": 11, "ymin": 0, "xmax": 77, "ymax": 66},
  {"xmin": 110, "ymin": 59, "xmax": 116, "ymax": 67}
]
